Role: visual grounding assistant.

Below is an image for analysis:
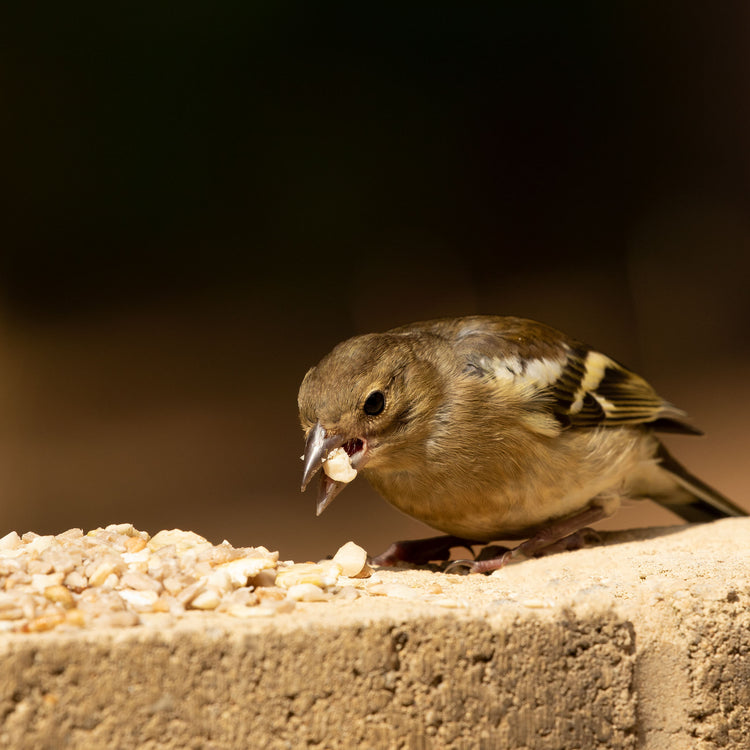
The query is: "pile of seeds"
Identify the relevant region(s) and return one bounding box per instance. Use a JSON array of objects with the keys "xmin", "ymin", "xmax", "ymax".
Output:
[{"xmin": 0, "ymin": 524, "xmax": 377, "ymax": 633}]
